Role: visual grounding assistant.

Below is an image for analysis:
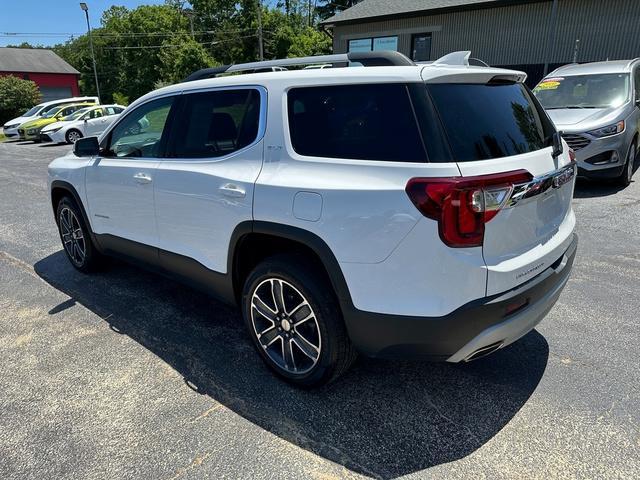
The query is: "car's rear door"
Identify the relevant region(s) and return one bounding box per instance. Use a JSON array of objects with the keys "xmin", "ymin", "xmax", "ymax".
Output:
[
  {"xmin": 425, "ymin": 78, "xmax": 576, "ymax": 296},
  {"xmin": 154, "ymin": 86, "xmax": 265, "ymax": 275},
  {"xmin": 84, "ymin": 95, "xmax": 176, "ymax": 255}
]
